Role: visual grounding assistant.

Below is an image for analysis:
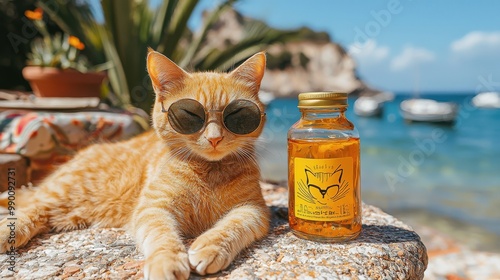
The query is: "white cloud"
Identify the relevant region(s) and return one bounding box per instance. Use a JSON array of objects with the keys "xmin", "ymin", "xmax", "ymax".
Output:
[
  {"xmin": 390, "ymin": 46, "xmax": 435, "ymax": 71},
  {"xmin": 451, "ymin": 31, "xmax": 500, "ymax": 54},
  {"xmin": 348, "ymin": 39, "xmax": 389, "ymax": 66}
]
